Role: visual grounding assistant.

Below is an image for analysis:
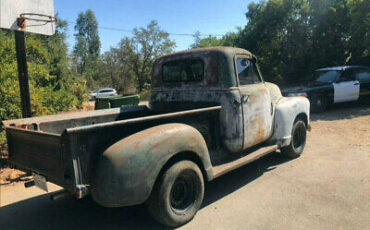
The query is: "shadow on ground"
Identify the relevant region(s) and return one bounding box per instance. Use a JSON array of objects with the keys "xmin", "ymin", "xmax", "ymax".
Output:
[
  {"xmin": 310, "ymin": 102, "xmax": 370, "ymax": 121},
  {"xmin": 0, "ymin": 153, "xmax": 290, "ymax": 230}
]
